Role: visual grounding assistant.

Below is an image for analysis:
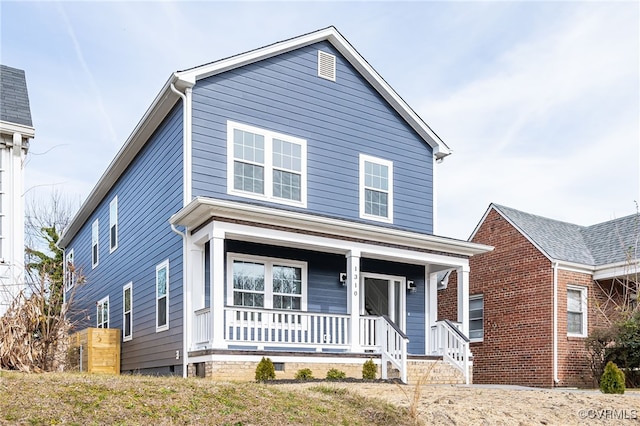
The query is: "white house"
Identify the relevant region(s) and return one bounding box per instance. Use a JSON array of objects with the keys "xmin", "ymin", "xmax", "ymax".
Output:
[{"xmin": 0, "ymin": 65, "xmax": 35, "ymax": 316}]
